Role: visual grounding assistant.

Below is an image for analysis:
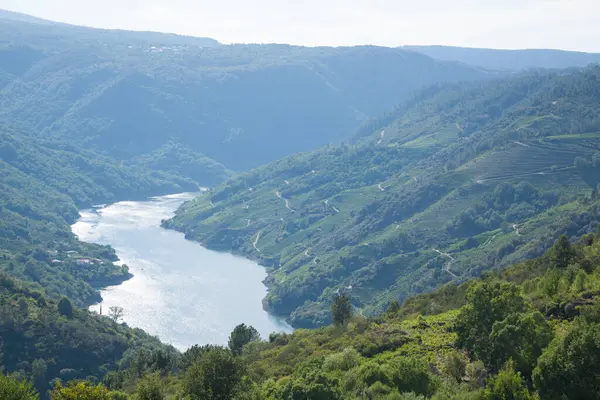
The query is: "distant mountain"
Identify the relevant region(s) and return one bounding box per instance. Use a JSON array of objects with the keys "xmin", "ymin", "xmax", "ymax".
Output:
[
  {"xmin": 0, "ymin": 8, "xmax": 59, "ymax": 25},
  {"xmin": 166, "ymin": 66, "xmax": 600, "ymax": 328},
  {"xmin": 0, "ymin": 8, "xmax": 221, "ymax": 47},
  {"xmin": 404, "ymin": 45, "xmax": 600, "ymax": 70},
  {"xmin": 0, "ymin": 16, "xmax": 495, "ymax": 175}
]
